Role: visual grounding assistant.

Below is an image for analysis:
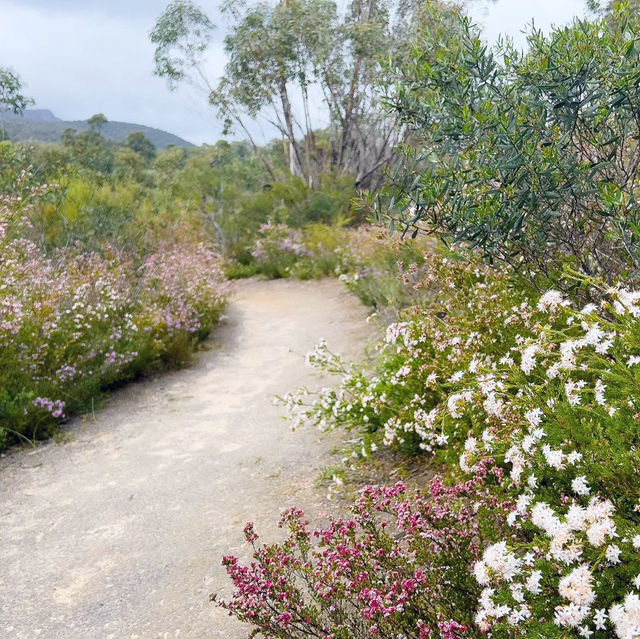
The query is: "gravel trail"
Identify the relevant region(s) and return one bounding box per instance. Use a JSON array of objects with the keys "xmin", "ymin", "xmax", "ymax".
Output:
[{"xmin": 0, "ymin": 278, "xmax": 372, "ymax": 639}]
